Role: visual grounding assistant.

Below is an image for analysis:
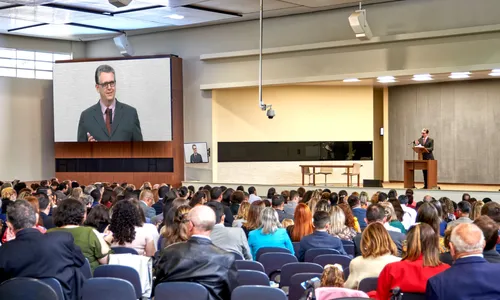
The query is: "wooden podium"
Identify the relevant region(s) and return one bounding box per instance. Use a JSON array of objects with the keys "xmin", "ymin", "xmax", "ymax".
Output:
[{"xmin": 404, "ymin": 146, "xmax": 437, "ymax": 189}]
